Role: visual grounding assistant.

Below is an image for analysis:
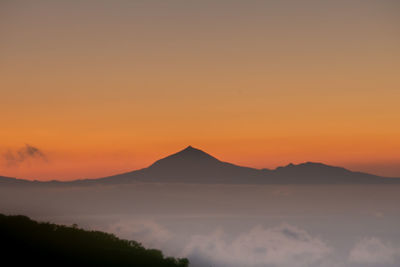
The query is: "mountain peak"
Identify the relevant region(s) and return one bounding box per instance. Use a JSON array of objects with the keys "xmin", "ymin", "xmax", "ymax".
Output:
[
  {"xmin": 182, "ymin": 145, "xmax": 196, "ymax": 152},
  {"xmin": 170, "ymin": 145, "xmax": 218, "ymax": 160},
  {"xmin": 148, "ymin": 146, "xmax": 220, "ymax": 169}
]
